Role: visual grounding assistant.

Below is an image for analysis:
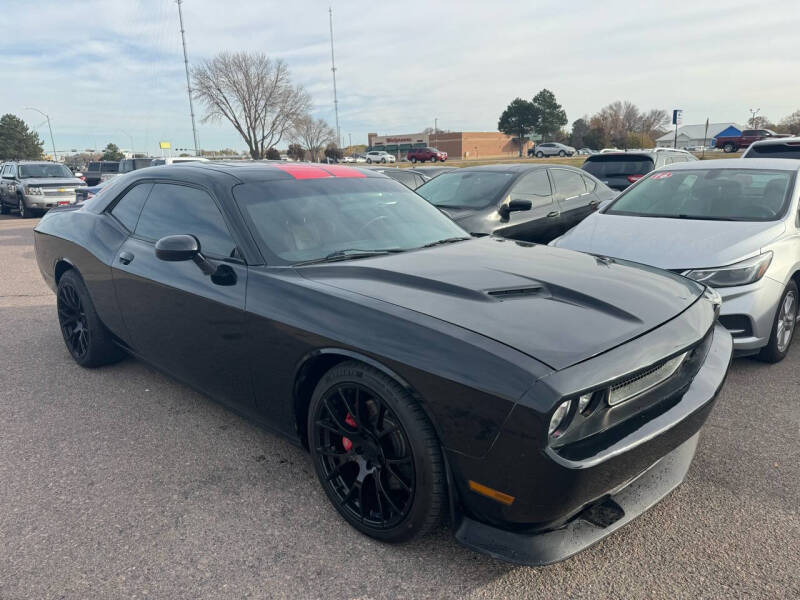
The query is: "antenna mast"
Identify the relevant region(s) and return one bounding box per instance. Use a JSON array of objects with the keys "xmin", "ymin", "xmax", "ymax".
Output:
[
  {"xmin": 177, "ymin": 0, "xmax": 199, "ymax": 155},
  {"xmin": 329, "ymin": 6, "xmax": 341, "ymax": 148}
]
